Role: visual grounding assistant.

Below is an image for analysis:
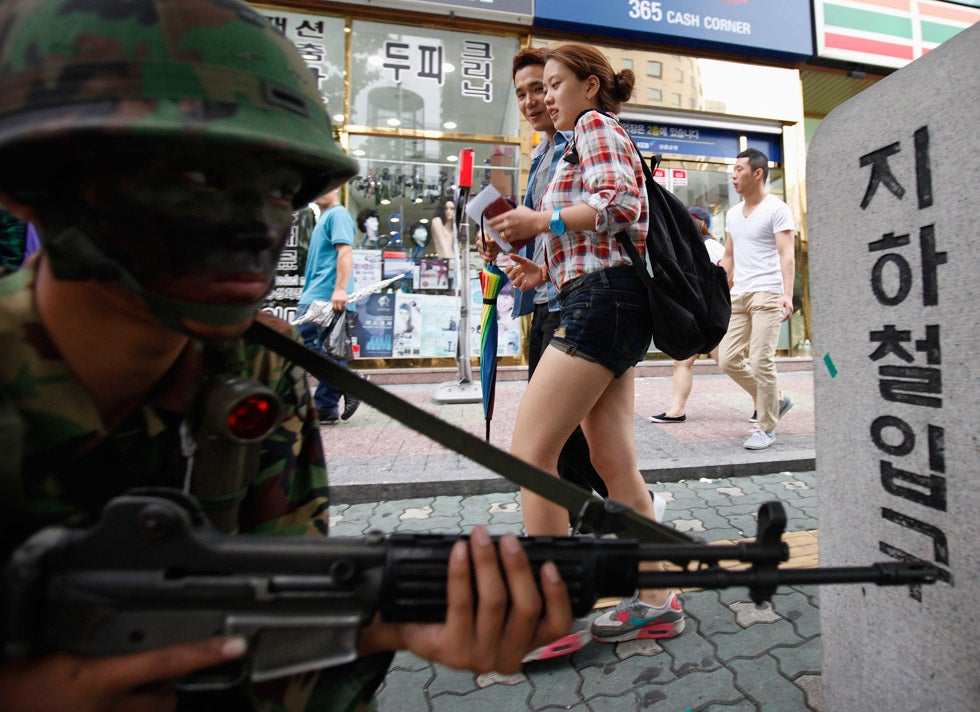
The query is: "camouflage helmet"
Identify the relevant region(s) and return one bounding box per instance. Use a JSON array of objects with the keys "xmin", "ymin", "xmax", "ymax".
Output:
[{"xmin": 0, "ymin": 0, "xmax": 358, "ymax": 207}]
